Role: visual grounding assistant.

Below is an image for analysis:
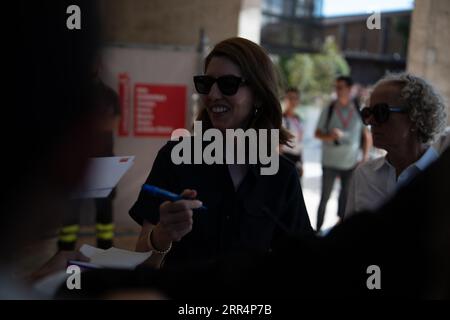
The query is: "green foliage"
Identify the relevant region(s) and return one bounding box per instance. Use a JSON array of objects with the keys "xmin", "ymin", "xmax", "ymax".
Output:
[{"xmin": 277, "ymin": 37, "xmax": 350, "ymax": 104}]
